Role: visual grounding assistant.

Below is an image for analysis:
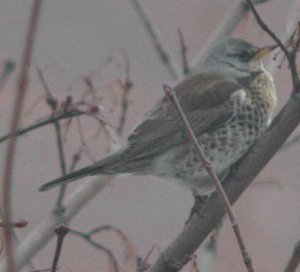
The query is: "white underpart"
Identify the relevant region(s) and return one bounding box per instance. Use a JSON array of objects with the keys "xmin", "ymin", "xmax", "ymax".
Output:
[{"xmin": 230, "ymin": 88, "xmax": 247, "ymax": 104}]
